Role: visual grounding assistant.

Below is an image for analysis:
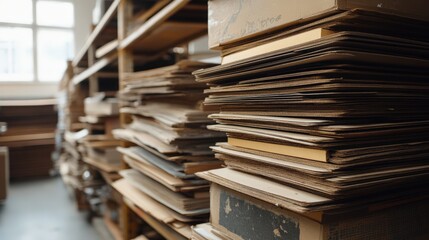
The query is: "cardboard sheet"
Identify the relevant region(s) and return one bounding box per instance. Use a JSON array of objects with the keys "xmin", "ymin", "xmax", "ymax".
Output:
[{"xmin": 120, "ymin": 169, "xmax": 210, "ymax": 216}]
